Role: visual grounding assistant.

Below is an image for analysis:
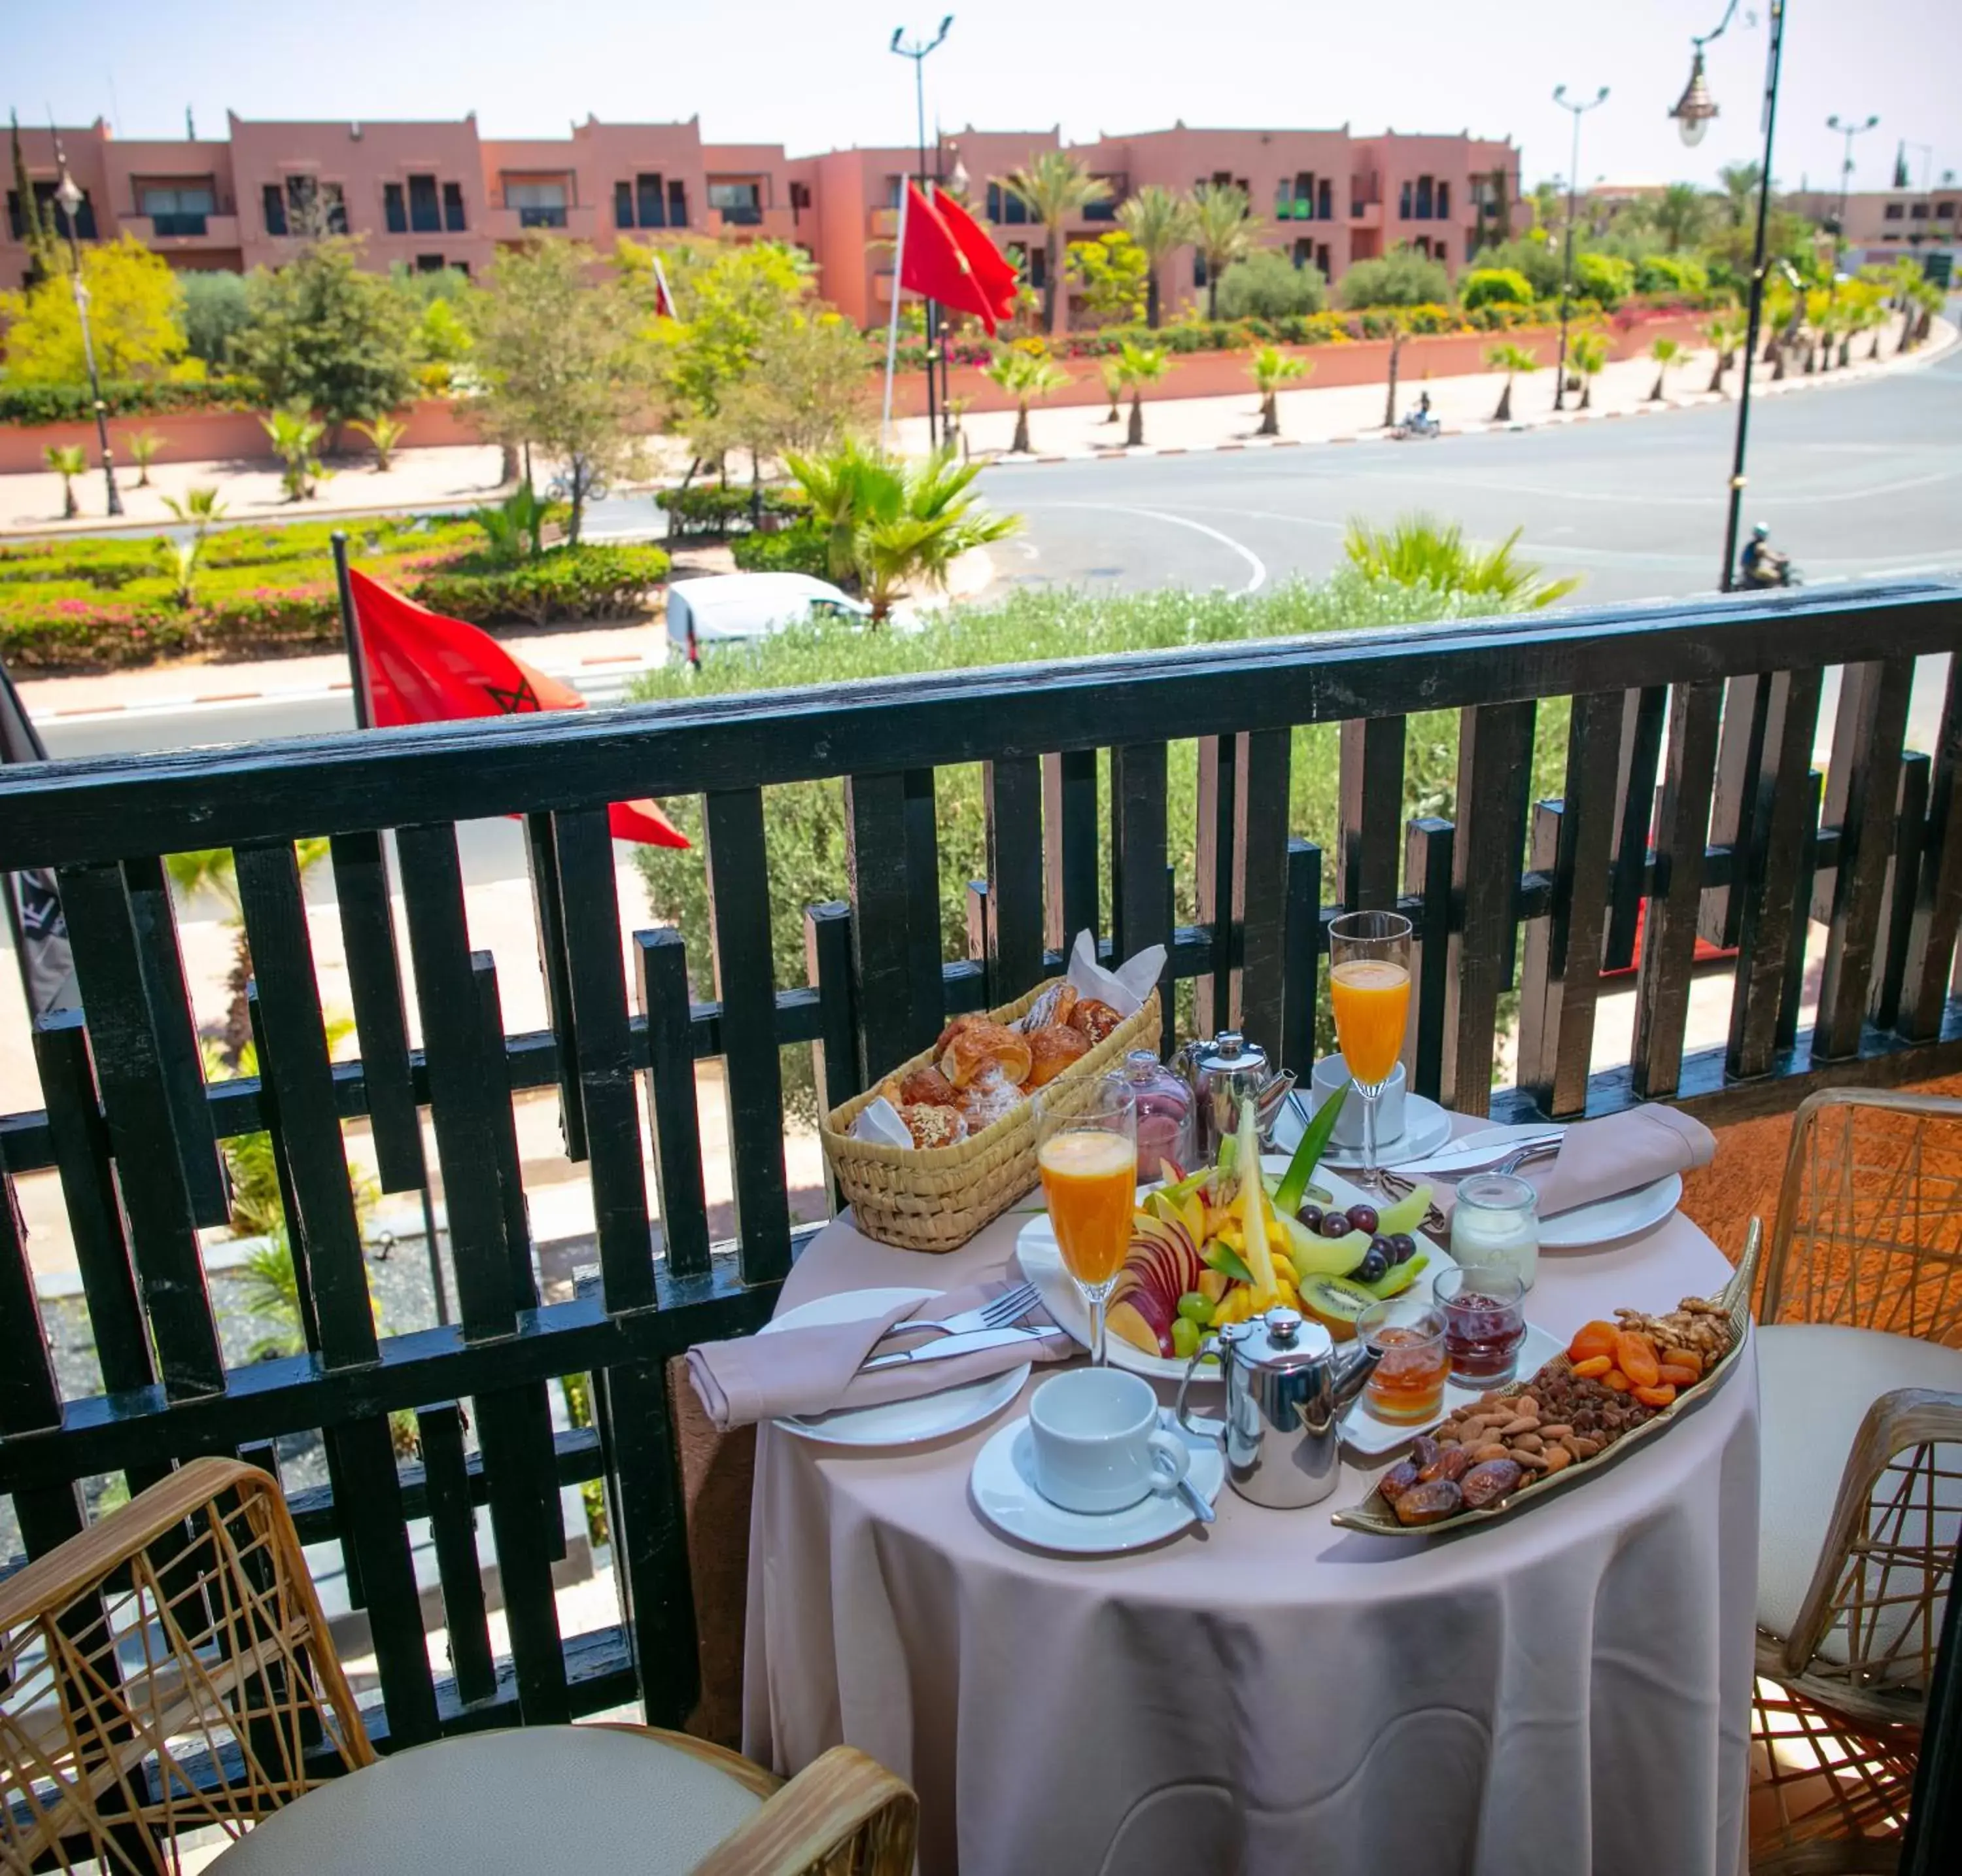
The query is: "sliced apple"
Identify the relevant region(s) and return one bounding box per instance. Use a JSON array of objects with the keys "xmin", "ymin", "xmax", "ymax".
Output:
[{"xmin": 1109, "ymin": 1211, "xmax": 1208, "ymax": 1356}]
